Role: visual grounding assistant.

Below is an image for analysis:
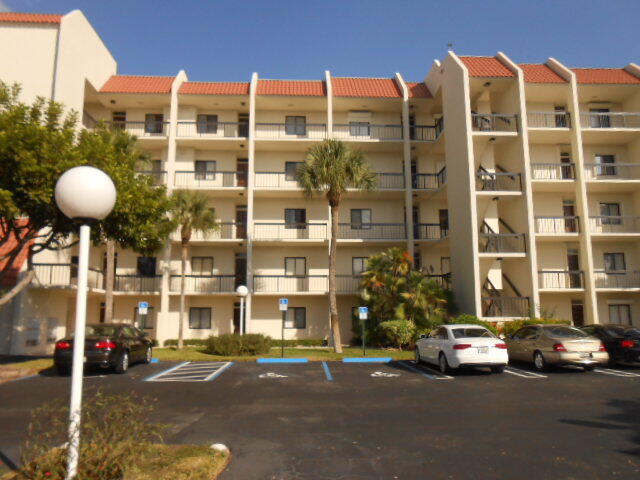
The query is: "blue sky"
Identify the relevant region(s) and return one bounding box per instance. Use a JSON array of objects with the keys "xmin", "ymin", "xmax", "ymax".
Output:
[{"xmin": 3, "ymin": 0, "xmax": 639, "ymax": 82}]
